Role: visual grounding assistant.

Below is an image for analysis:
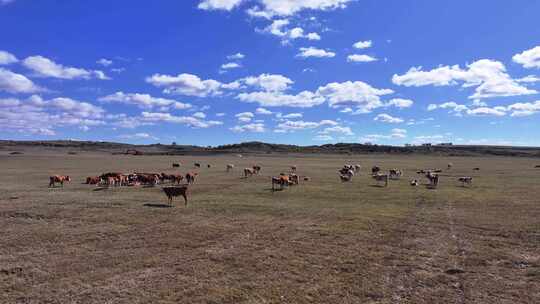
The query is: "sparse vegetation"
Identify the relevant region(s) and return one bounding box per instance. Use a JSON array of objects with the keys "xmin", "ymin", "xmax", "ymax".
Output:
[{"xmin": 0, "ymin": 147, "xmax": 539, "ymax": 303}]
